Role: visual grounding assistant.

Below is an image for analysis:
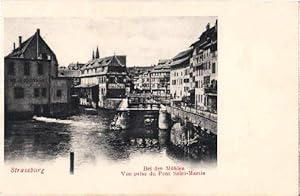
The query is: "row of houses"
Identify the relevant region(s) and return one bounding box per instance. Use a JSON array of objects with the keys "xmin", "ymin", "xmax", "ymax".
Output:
[
  {"xmin": 133, "ymin": 20, "xmax": 218, "ymax": 113},
  {"xmin": 133, "ymin": 59, "xmax": 171, "ymax": 97},
  {"xmin": 5, "ymin": 20, "xmax": 217, "ymax": 118}
]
